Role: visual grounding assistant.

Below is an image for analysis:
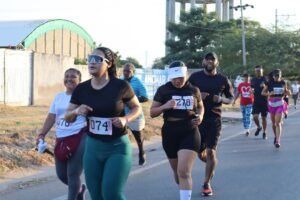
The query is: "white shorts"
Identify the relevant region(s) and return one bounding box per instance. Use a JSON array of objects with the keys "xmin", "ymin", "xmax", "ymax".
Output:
[{"xmin": 127, "ymin": 119, "xmax": 145, "ymax": 131}]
